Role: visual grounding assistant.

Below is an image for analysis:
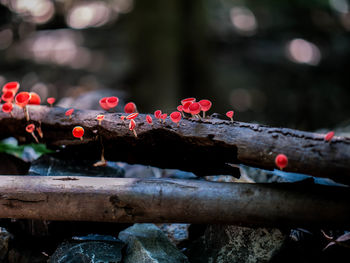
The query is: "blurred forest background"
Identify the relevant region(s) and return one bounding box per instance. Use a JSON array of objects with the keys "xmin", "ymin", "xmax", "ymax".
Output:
[{"xmin": 0, "ymin": 0, "xmax": 349, "ymax": 131}]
